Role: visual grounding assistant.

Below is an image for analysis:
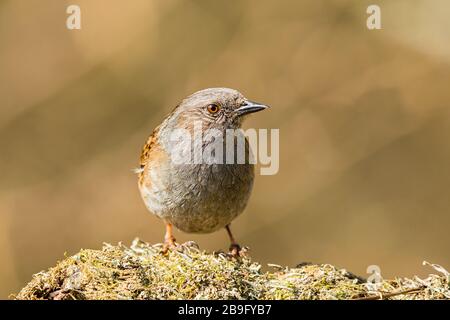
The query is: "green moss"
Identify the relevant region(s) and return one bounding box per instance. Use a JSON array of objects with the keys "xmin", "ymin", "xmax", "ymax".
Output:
[{"xmin": 13, "ymin": 239, "xmax": 450, "ymax": 300}]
